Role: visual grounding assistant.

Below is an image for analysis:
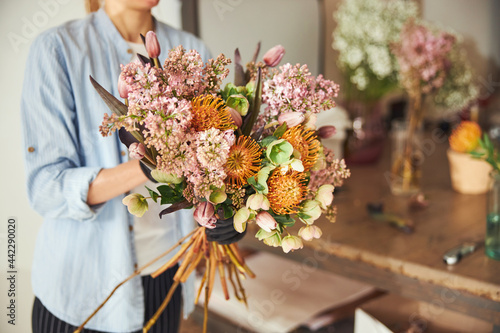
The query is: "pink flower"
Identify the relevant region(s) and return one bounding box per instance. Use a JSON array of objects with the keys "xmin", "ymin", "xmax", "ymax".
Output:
[
  {"xmin": 317, "ymin": 125, "xmax": 336, "ymax": 139},
  {"xmin": 255, "ymin": 211, "xmax": 277, "ymax": 232},
  {"xmin": 228, "ymin": 107, "xmax": 242, "ymax": 127},
  {"xmin": 117, "ymin": 75, "xmax": 130, "ymax": 99},
  {"xmin": 263, "ymin": 45, "xmax": 285, "ymax": 67},
  {"xmin": 223, "ymin": 130, "xmax": 236, "ymax": 147},
  {"xmin": 278, "ymin": 112, "xmax": 304, "ymax": 128},
  {"xmin": 193, "ymin": 202, "xmax": 217, "ymax": 229},
  {"xmin": 129, "ymin": 142, "xmax": 146, "ymax": 160},
  {"xmin": 145, "ymin": 31, "xmax": 161, "ymax": 58}
]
